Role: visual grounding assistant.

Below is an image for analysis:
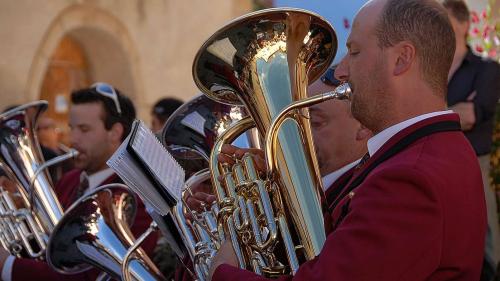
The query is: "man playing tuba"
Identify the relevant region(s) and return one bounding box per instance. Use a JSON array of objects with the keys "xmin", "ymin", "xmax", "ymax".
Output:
[{"xmin": 208, "ymin": 0, "xmax": 486, "ymax": 280}]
